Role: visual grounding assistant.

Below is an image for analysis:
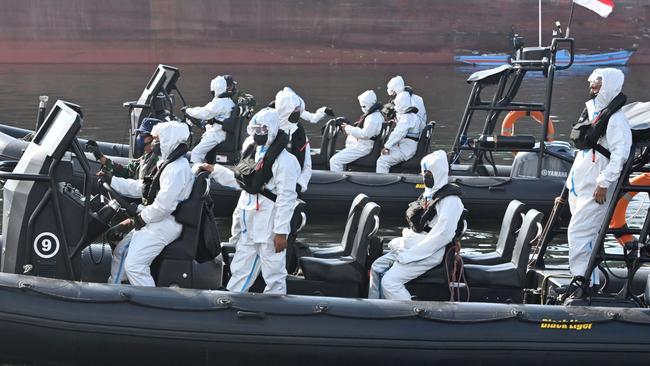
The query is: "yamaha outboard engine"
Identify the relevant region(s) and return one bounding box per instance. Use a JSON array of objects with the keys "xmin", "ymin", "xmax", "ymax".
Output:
[
  {"xmin": 1, "ymin": 101, "xmax": 119, "ymax": 280},
  {"xmin": 510, "ymin": 141, "xmax": 574, "ymax": 180}
]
